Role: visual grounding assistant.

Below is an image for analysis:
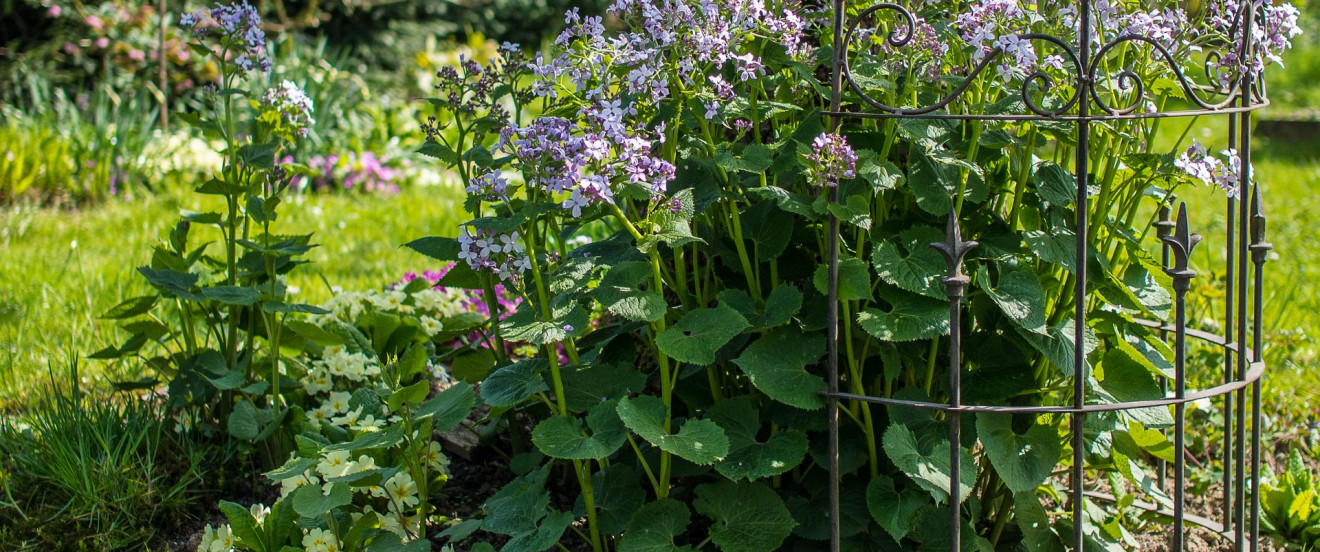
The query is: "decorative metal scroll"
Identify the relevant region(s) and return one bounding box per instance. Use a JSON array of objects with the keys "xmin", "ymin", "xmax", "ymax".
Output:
[
  {"xmin": 821, "ymin": 0, "xmax": 1272, "ymax": 549},
  {"xmin": 829, "ymin": 2, "xmax": 1270, "ymax": 121}
]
